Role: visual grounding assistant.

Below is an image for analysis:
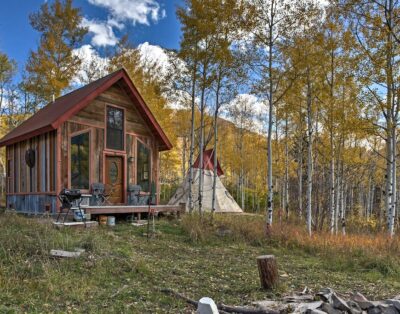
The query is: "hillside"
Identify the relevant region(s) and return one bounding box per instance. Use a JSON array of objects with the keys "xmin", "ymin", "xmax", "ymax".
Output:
[{"xmin": 0, "ymin": 212, "xmax": 398, "ymax": 313}]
